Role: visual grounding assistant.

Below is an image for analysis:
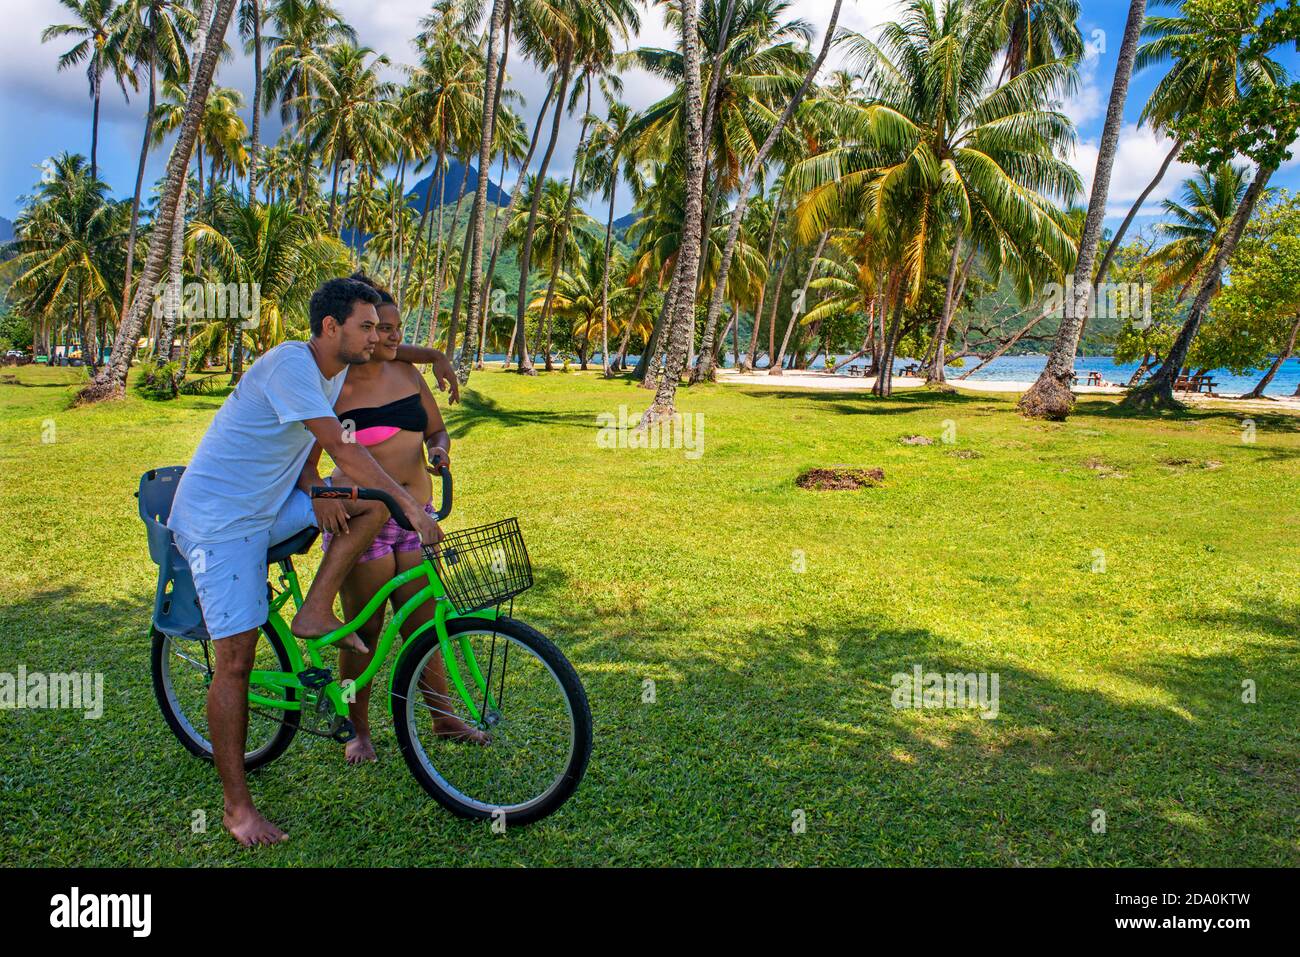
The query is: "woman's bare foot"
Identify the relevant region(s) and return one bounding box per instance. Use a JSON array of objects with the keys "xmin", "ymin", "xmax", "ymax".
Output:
[
  {"xmin": 345, "ymin": 732, "xmax": 378, "ymax": 764},
  {"xmin": 433, "ymin": 714, "xmax": 491, "ymax": 745},
  {"xmin": 291, "ymin": 608, "xmax": 346, "ymax": 639},
  {"xmin": 223, "ymin": 806, "xmax": 288, "ymax": 847}
]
